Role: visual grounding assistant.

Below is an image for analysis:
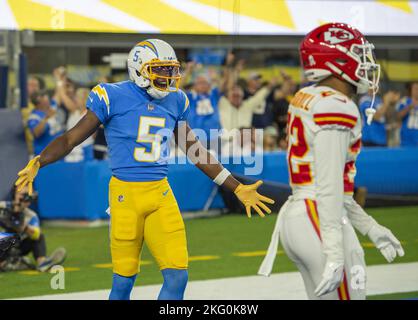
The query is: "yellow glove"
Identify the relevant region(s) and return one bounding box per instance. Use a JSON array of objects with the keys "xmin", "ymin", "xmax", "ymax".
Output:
[
  {"xmin": 15, "ymin": 156, "xmax": 41, "ymax": 196},
  {"xmin": 234, "ymin": 180, "xmax": 275, "ymax": 218}
]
